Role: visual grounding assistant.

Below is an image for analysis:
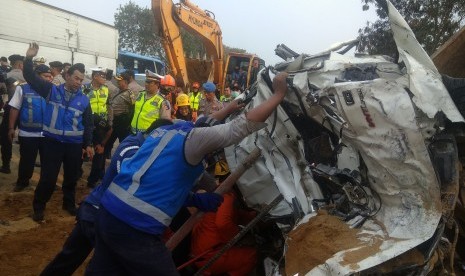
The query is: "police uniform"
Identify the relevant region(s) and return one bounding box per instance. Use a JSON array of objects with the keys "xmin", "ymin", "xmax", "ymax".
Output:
[
  {"xmin": 130, "ymin": 71, "xmax": 170, "ymax": 133},
  {"xmin": 23, "ymin": 58, "xmax": 93, "ymax": 221},
  {"xmin": 50, "ymin": 61, "xmax": 65, "ymax": 86}
]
